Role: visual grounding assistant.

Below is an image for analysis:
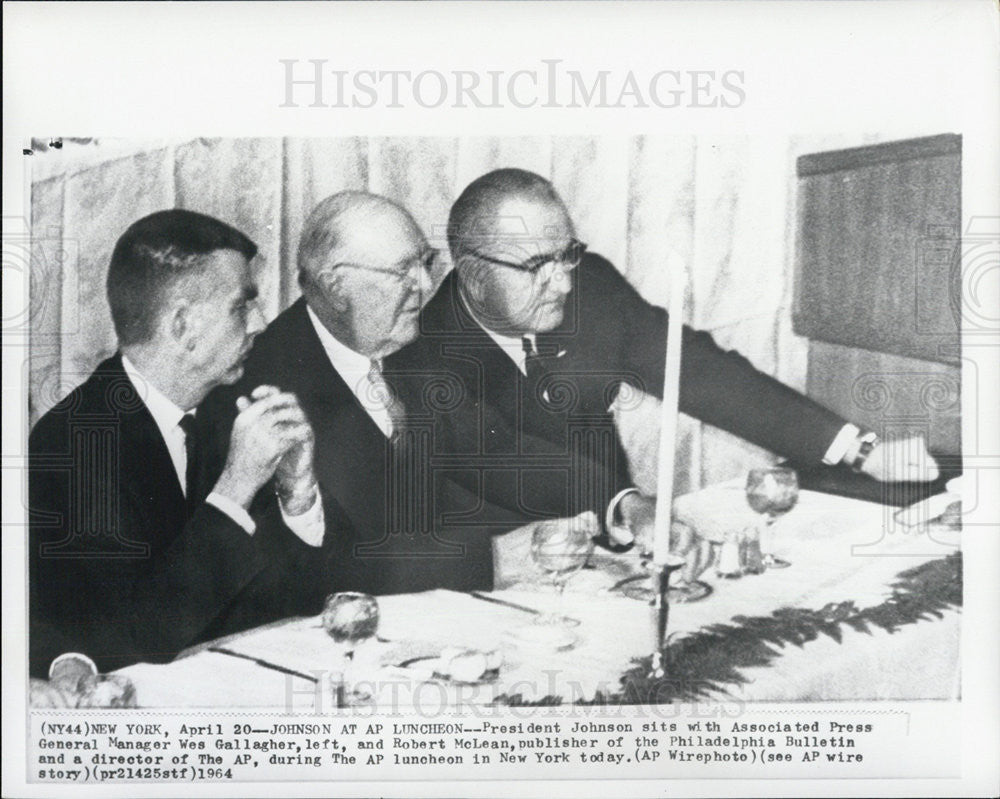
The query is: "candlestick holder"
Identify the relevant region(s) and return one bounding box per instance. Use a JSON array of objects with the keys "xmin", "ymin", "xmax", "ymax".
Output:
[{"xmin": 648, "ymin": 555, "xmax": 686, "ymax": 679}]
